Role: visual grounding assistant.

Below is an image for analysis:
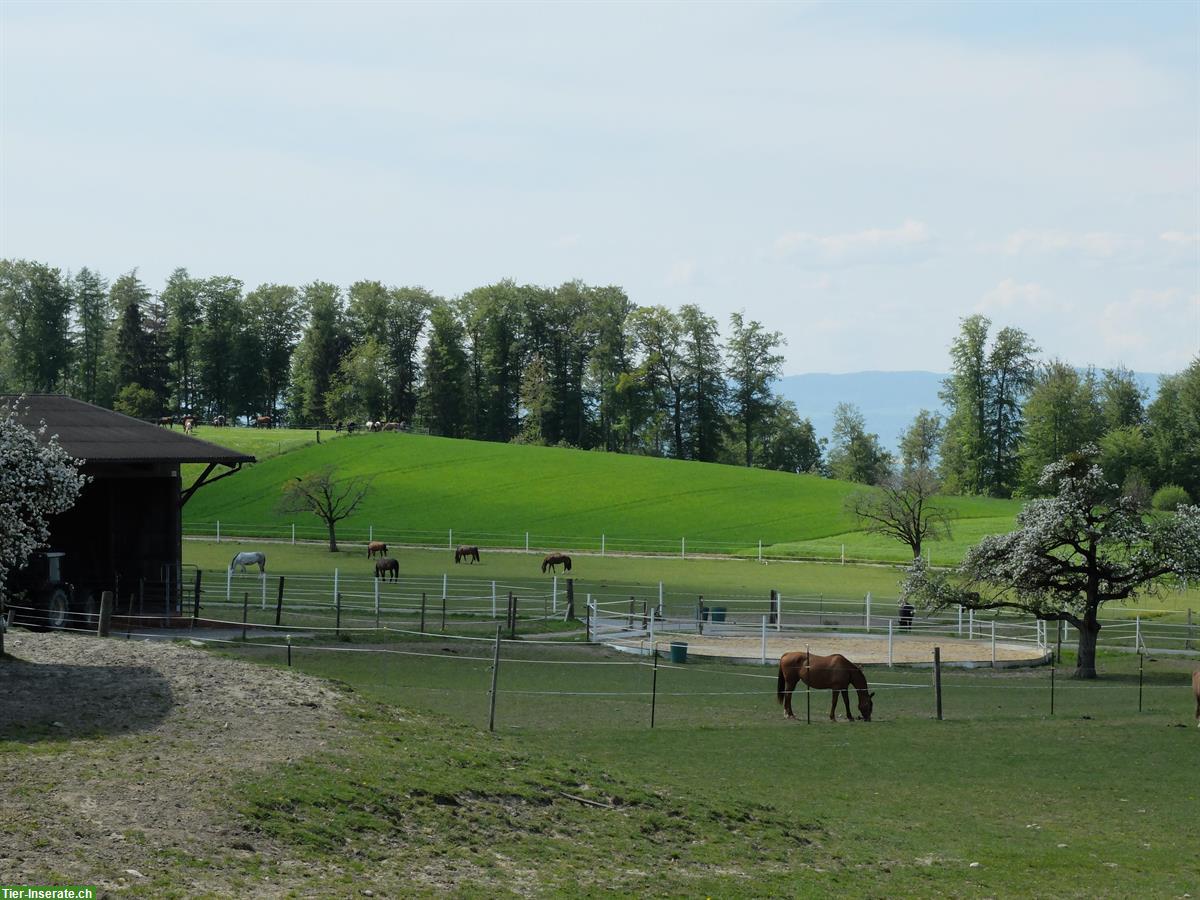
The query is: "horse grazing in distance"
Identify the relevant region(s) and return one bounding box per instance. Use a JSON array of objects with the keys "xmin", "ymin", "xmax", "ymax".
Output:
[
  {"xmin": 158, "ymin": 416, "xmax": 174, "ymax": 427},
  {"xmin": 212, "ymin": 415, "xmax": 226, "ymax": 427},
  {"xmin": 374, "ymin": 557, "xmax": 399, "ymax": 581},
  {"xmin": 366, "ymin": 541, "xmax": 389, "ymax": 559},
  {"xmin": 455, "ymin": 545, "xmax": 480, "ymax": 564},
  {"xmin": 229, "ymin": 551, "xmax": 267, "ymax": 574},
  {"xmin": 254, "ymin": 414, "xmax": 272, "ymax": 428},
  {"xmin": 777, "ymin": 651, "xmax": 874, "ymax": 722},
  {"xmin": 1193, "ymin": 670, "xmax": 1199, "ymax": 727},
  {"xmin": 541, "ymin": 553, "xmax": 572, "ymax": 574}
]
